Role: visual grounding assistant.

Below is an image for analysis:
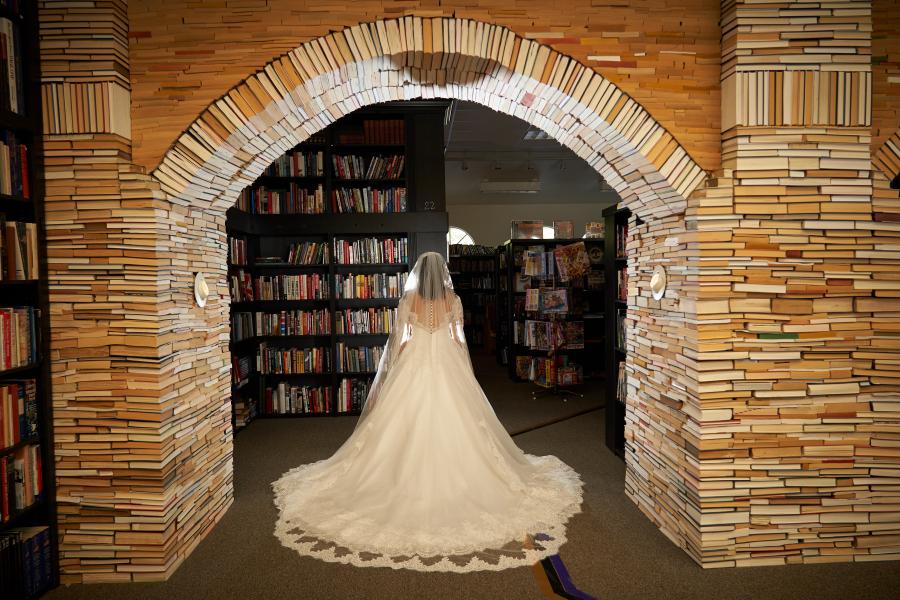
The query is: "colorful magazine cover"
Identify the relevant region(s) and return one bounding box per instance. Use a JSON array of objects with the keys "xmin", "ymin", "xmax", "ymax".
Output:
[
  {"xmin": 563, "ymin": 321, "xmax": 585, "ymax": 349},
  {"xmin": 523, "ymin": 250, "xmax": 543, "ymax": 276},
  {"xmin": 525, "ymin": 288, "xmax": 541, "ymax": 312},
  {"xmin": 554, "ymin": 242, "xmax": 590, "ymax": 281},
  {"xmin": 532, "ymin": 321, "xmax": 552, "ymax": 351},
  {"xmin": 515, "ymin": 356, "xmax": 531, "ymax": 379},
  {"xmin": 541, "ymin": 289, "xmax": 569, "ymax": 313}
]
